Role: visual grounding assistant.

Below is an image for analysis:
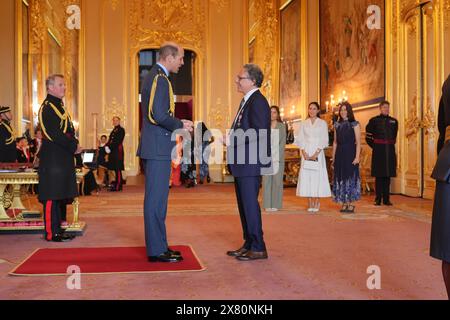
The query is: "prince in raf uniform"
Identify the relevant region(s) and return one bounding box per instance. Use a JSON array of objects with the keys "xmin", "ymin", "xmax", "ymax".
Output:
[{"xmin": 138, "ymin": 42, "xmax": 193, "ymax": 263}]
